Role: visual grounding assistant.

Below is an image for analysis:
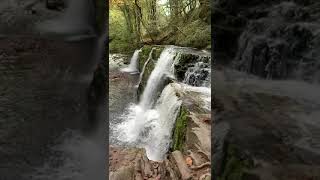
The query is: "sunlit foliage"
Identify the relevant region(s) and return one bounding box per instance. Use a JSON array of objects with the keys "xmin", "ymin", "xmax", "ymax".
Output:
[{"xmin": 109, "ymin": 0, "xmax": 211, "ymax": 53}]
